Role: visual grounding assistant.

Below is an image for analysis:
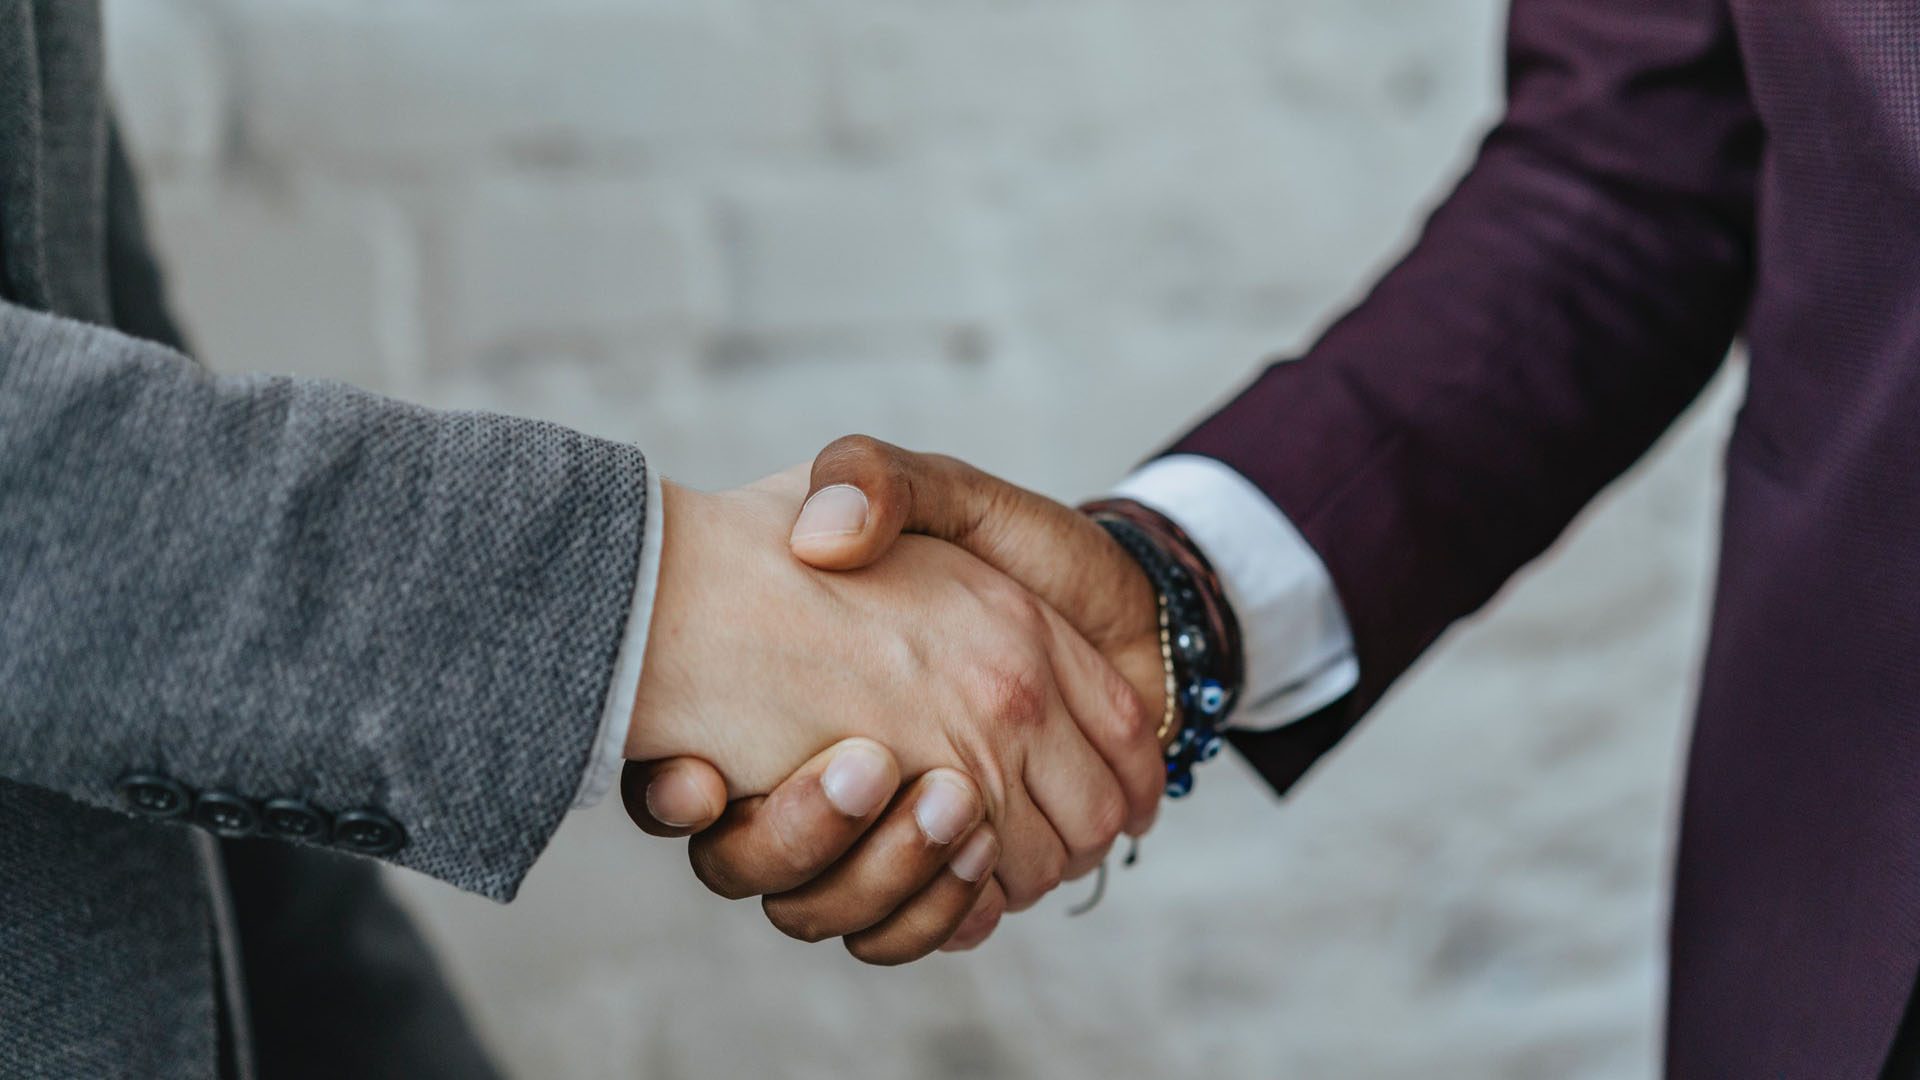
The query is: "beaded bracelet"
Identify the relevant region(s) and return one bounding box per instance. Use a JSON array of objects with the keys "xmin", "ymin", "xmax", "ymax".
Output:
[{"xmin": 1082, "ymin": 502, "xmax": 1245, "ymax": 798}]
